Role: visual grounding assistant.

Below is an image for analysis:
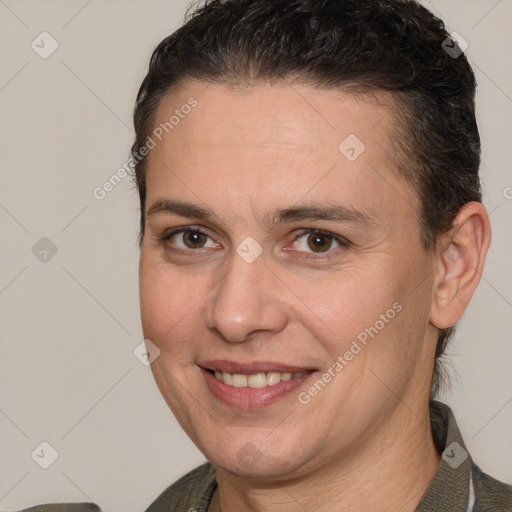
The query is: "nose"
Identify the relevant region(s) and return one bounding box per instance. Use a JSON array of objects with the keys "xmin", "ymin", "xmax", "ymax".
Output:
[{"xmin": 205, "ymin": 252, "xmax": 288, "ymax": 343}]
